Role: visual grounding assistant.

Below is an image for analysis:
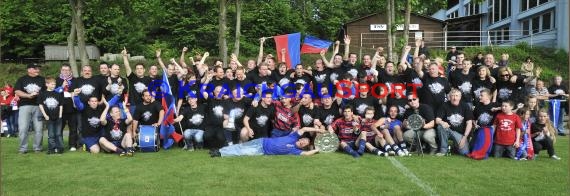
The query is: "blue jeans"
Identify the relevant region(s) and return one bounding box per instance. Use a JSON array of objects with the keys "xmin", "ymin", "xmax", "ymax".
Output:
[
  {"xmin": 18, "ymin": 105, "xmax": 44, "ymax": 152},
  {"xmin": 47, "ymin": 119, "xmax": 63, "ymax": 152},
  {"xmin": 7, "ymin": 110, "xmax": 18, "ymax": 135},
  {"xmin": 219, "ymin": 138, "xmax": 264, "ymax": 157},
  {"xmin": 184, "ymin": 129, "xmax": 204, "ymax": 147},
  {"xmin": 271, "ymin": 129, "xmax": 290, "ymax": 138},
  {"xmin": 437, "ymin": 125, "xmax": 469, "ymax": 155},
  {"xmin": 556, "ymin": 109, "xmax": 566, "ymax": 134}
]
